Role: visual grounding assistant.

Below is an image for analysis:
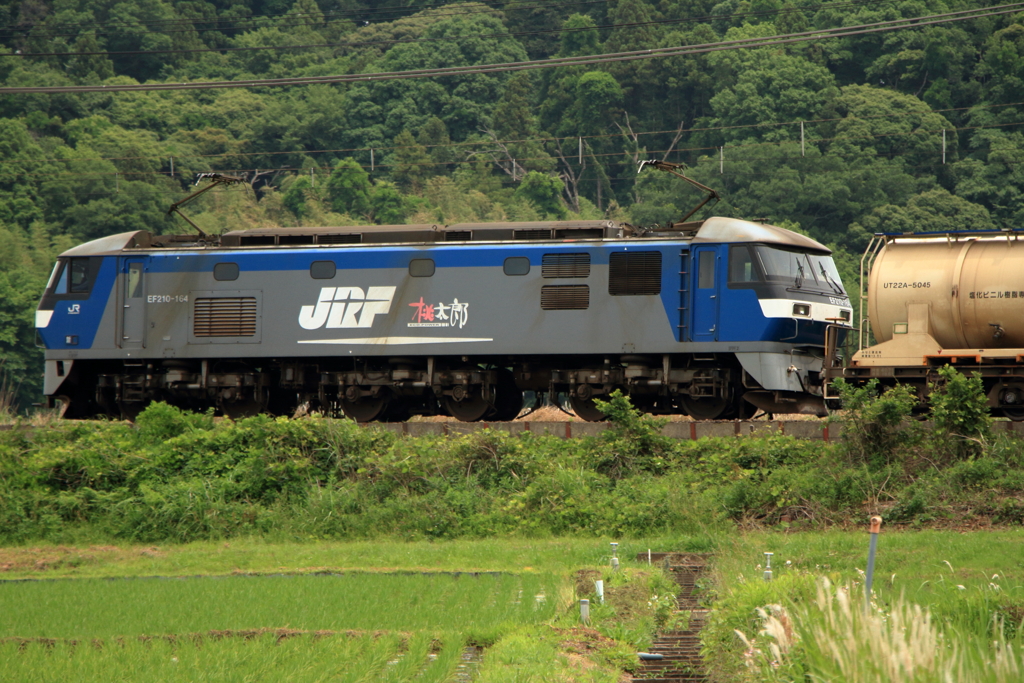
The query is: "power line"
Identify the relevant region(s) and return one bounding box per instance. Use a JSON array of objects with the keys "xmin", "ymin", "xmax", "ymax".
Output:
[
  {"xmin": 3, "ymin": 0, "xmax": 896, "ymax": 57},
  {"xmin": 2, "ymin": 3, "xmax": 1017, "ymax": 94},
  {"xmin": 8, "ymin": 98, "xmax": 1022, "ymax": 168},
  {"xmin": 2, "ymin": 119, "xmax": 1019, "ymax": 180}
]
